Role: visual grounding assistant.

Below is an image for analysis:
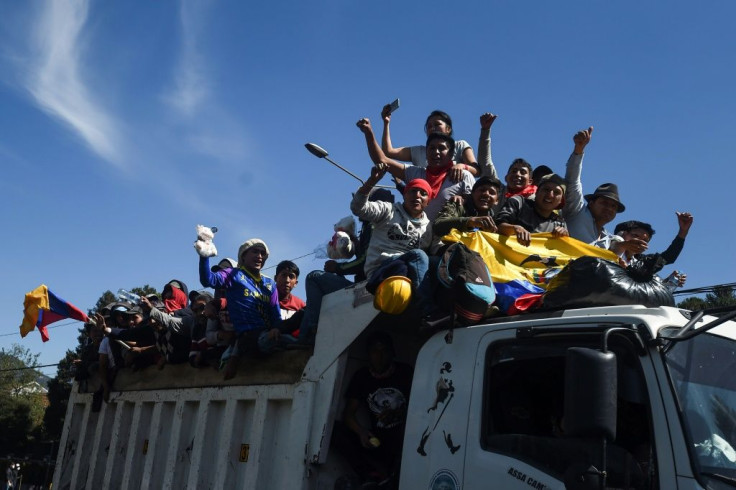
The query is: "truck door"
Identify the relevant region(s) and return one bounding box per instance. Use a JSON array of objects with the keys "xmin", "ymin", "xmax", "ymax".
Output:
[{"xmin": 463, "ymin": 326, "xmax": 662, "ymax": 490}]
